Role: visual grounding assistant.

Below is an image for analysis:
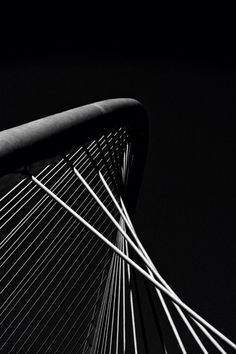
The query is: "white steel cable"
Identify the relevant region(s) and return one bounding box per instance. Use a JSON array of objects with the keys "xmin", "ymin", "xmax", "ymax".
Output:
[
  {"xmin": 96, "ymin": 254, "xmax": 118, "ymax": 354},
  {"xmin": 120, "ymin": 199, "xmax": 228, "ymax": 354},
  {"xmin": 43, "ymin": 261, "xmax": 110, "ymax": 353},
  {"xmin": 2, "ymin": 140, "xmax": 116, "ymax": 274},
  {"xmin": 30, "ymin": 174, "xmax": 236, "ymax": 351},
  {"xmin": 67, "ymin": 162, "xmax": 172, "ymax": 294},
  {"xmin": 1, "ymin": 143, "xmax": 95, "ymax": 248},
  {"xmin": 121, "ymin": 143, "xmax": 229, "ymax": 353},
  {"xmin": 102, "ymin": 253, "xmax": 119, "ymax": 354},
  {"xmin": 1, "ymin": 180, "xmax": 110, "ymax": 319},
  {"xmin": 68, "ymin": 162, "xmax": 187, "ymax": 353},
  {"xmin": 4, "ymin": 234, "xmax": 110, "ymax": 353},
  {"xmin": 99, "ymin": 166, "xmax": 229, "ymax": 354},
  {"xmin": 108, "ymin": 253, "xmax": 119, "ymax": 354},
  {"xmin": 61, "ymin": 257, "xmax": 109, "ymax": 354},
  {"xmin": 81, "ymin": 261, "xmax": 109, "ymax": 354},
  {"xmin": 69, "ymin": 291, "xmax": 105, "ymax": 353},
  {"xmin": 1, "ymin": 164, "xmax": 109, "ymax": 304},
  {"xmin": 0, "ymin": 146, "xmax": 82, "ymax": 223},
  {"xmin": 125, "ymin": 238, "xmax": 138, "ymax": 354},
  {"xmin": 0, "ymin": 176, "xmax": 26, "ymax": 203},
  {"xmin": 90, "ymin": 253, "xmax": 116, "ymax": 354},
  {"xmin": 2, "ymin": 197, "xmax": 116, "ymax": 351},
  {"xmin": 121, "ymin": 230, "xmax": 126, "ymax": 353},
  {"xmin": 115, "ymin": 234, "xmax": 122, "ymax": 354},
  {"xmin": 29, "ymin": 252, "xmax": 111, "ymax": 353},
  {"xmin": 1, "ymin": 127, "xmax": 128, "ymax": 352}
]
